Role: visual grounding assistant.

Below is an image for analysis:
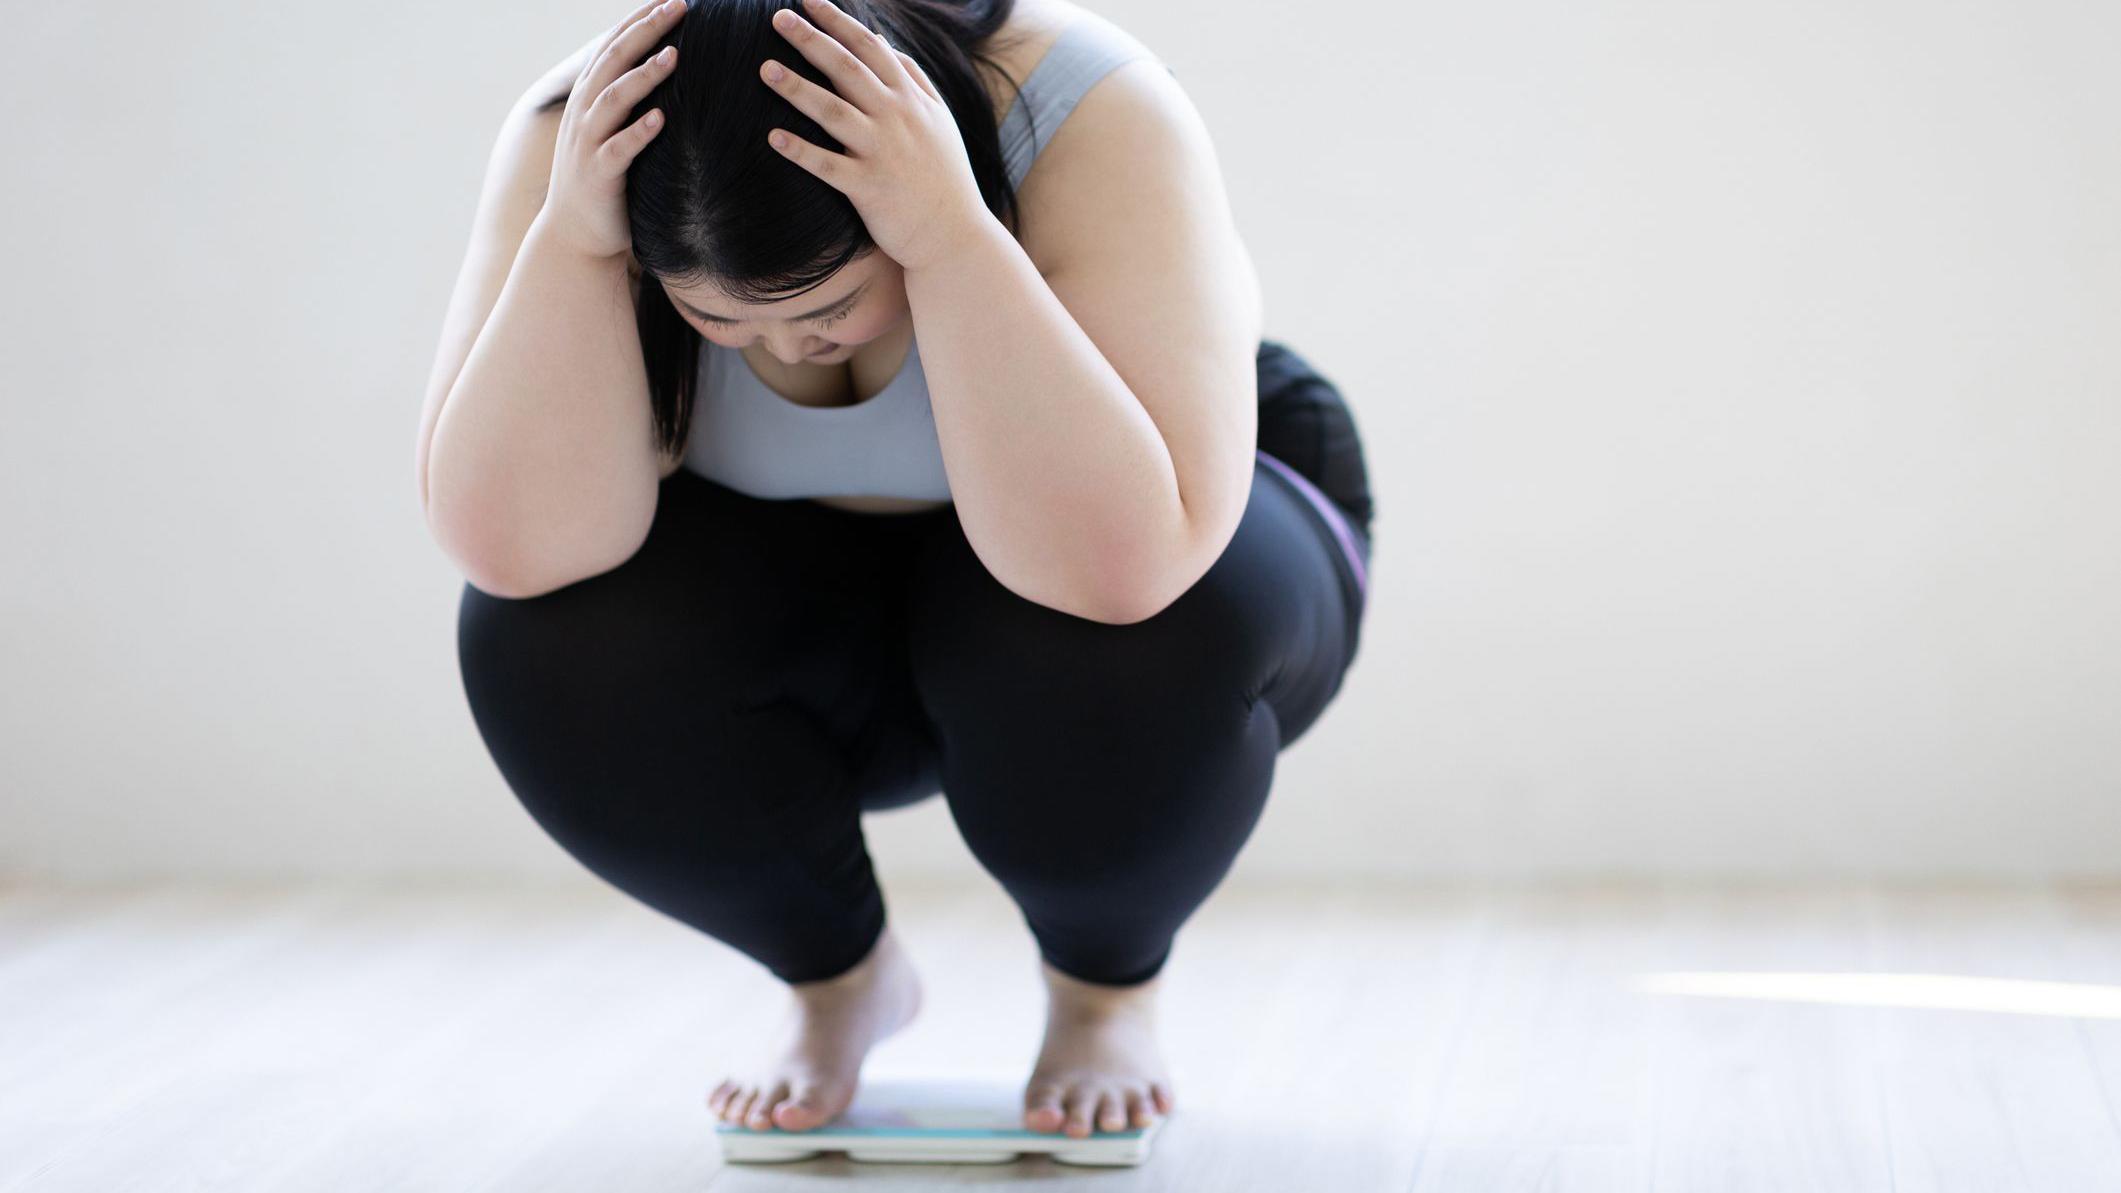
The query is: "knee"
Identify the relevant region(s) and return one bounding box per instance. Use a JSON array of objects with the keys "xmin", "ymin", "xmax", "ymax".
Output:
[
  {"xmin": 905, "ymin": 538, "xmax": 1287, "ymax": 903},
  {"xmin": 457, "ymin": 582, "xmax": 812, "ymax": 858},
  {"xmin": 915, "ymin": 527, "xmax": 1281, "ymax": 710},
  {"xmin": 457, "ymin": 549, "xmax": 802, "ymax": 720}
]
